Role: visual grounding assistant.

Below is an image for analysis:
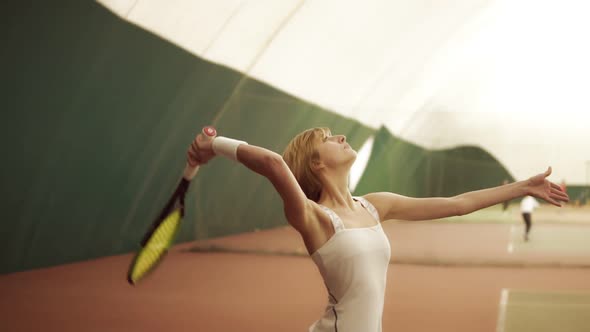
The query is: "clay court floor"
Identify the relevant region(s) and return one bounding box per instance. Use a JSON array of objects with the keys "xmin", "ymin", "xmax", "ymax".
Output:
[{"xmin": 2, "ymin": 207, "xmax": 590, "ymax": 331}]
